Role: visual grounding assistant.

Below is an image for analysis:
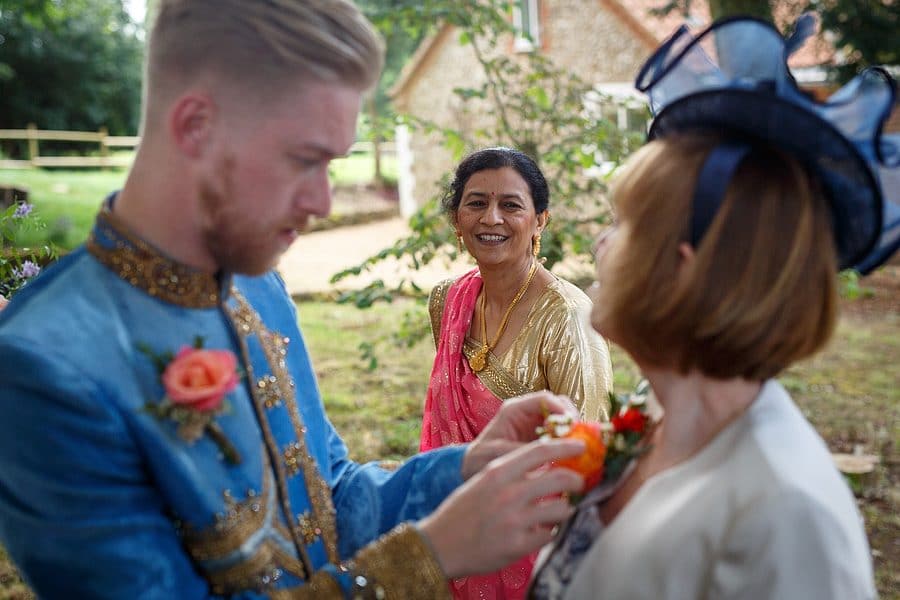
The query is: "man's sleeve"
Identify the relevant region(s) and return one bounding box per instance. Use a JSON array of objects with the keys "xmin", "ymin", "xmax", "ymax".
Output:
[
  {"xmin": 326, "ymin": 419, "xmax": 466, "ymax": 560},
  {"xmin": 0, "ymin": 339, "xmax": 212, "ymax": 599}
]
